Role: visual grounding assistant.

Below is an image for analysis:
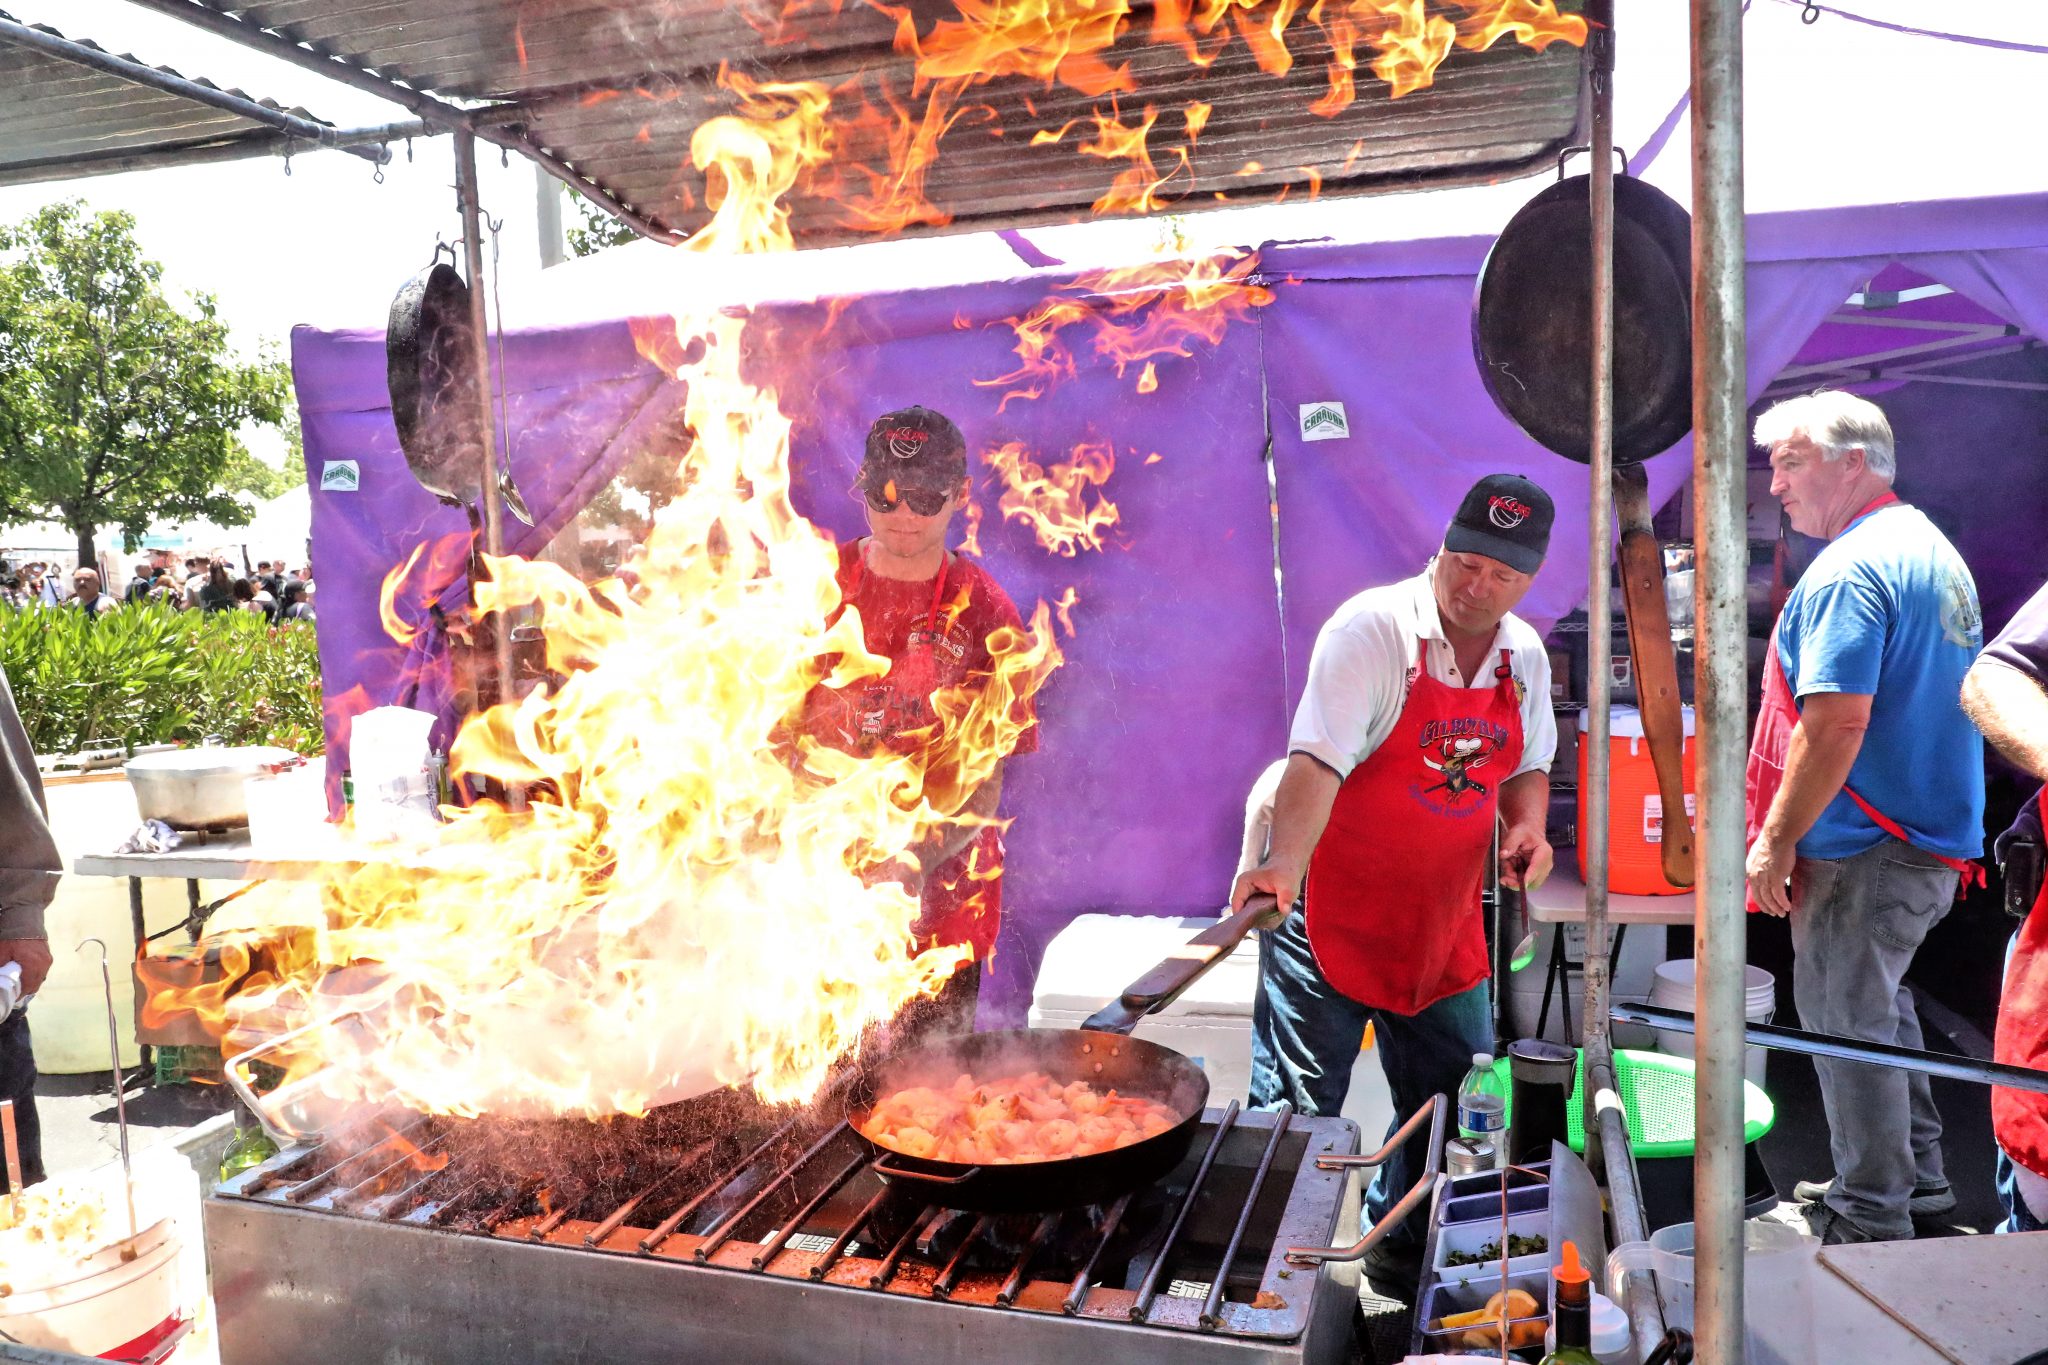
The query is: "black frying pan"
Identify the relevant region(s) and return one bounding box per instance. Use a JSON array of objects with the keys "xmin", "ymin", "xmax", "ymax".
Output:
[
  {"xmin": 386, "ymin": 247, "xmax": 532, "ymax": 524},
  {"xmin": 1472, "ymin": 165, "xmax": 1698, "ymax": 886},
  {"xmin": 847, "ymin": 895, "xmax": 1281, "ymax": 1213},
  {"xmin": 1472, "ymin": 167, "xmax": 1693, "ymax": 466}
]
